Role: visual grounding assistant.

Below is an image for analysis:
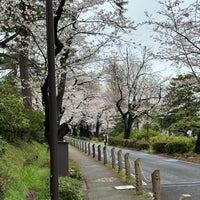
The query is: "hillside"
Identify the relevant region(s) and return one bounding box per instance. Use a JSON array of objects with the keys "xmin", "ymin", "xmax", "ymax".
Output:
[{"xmin": 0, "ymin": 139, "xmax": 50, "ymax": 199}]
